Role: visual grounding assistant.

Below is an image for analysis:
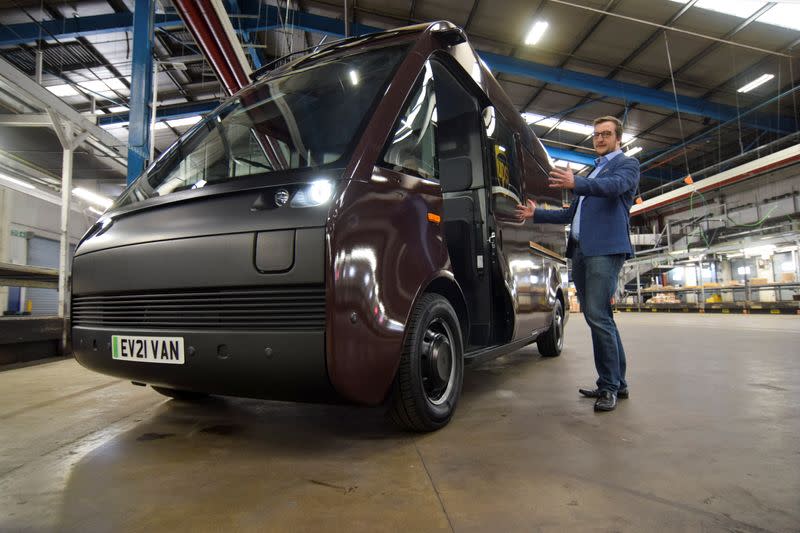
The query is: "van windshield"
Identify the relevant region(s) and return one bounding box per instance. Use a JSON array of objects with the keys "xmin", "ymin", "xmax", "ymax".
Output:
[{"xmin": 117, "ymin": 44, "xmax": 409, "ymax": 206}]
